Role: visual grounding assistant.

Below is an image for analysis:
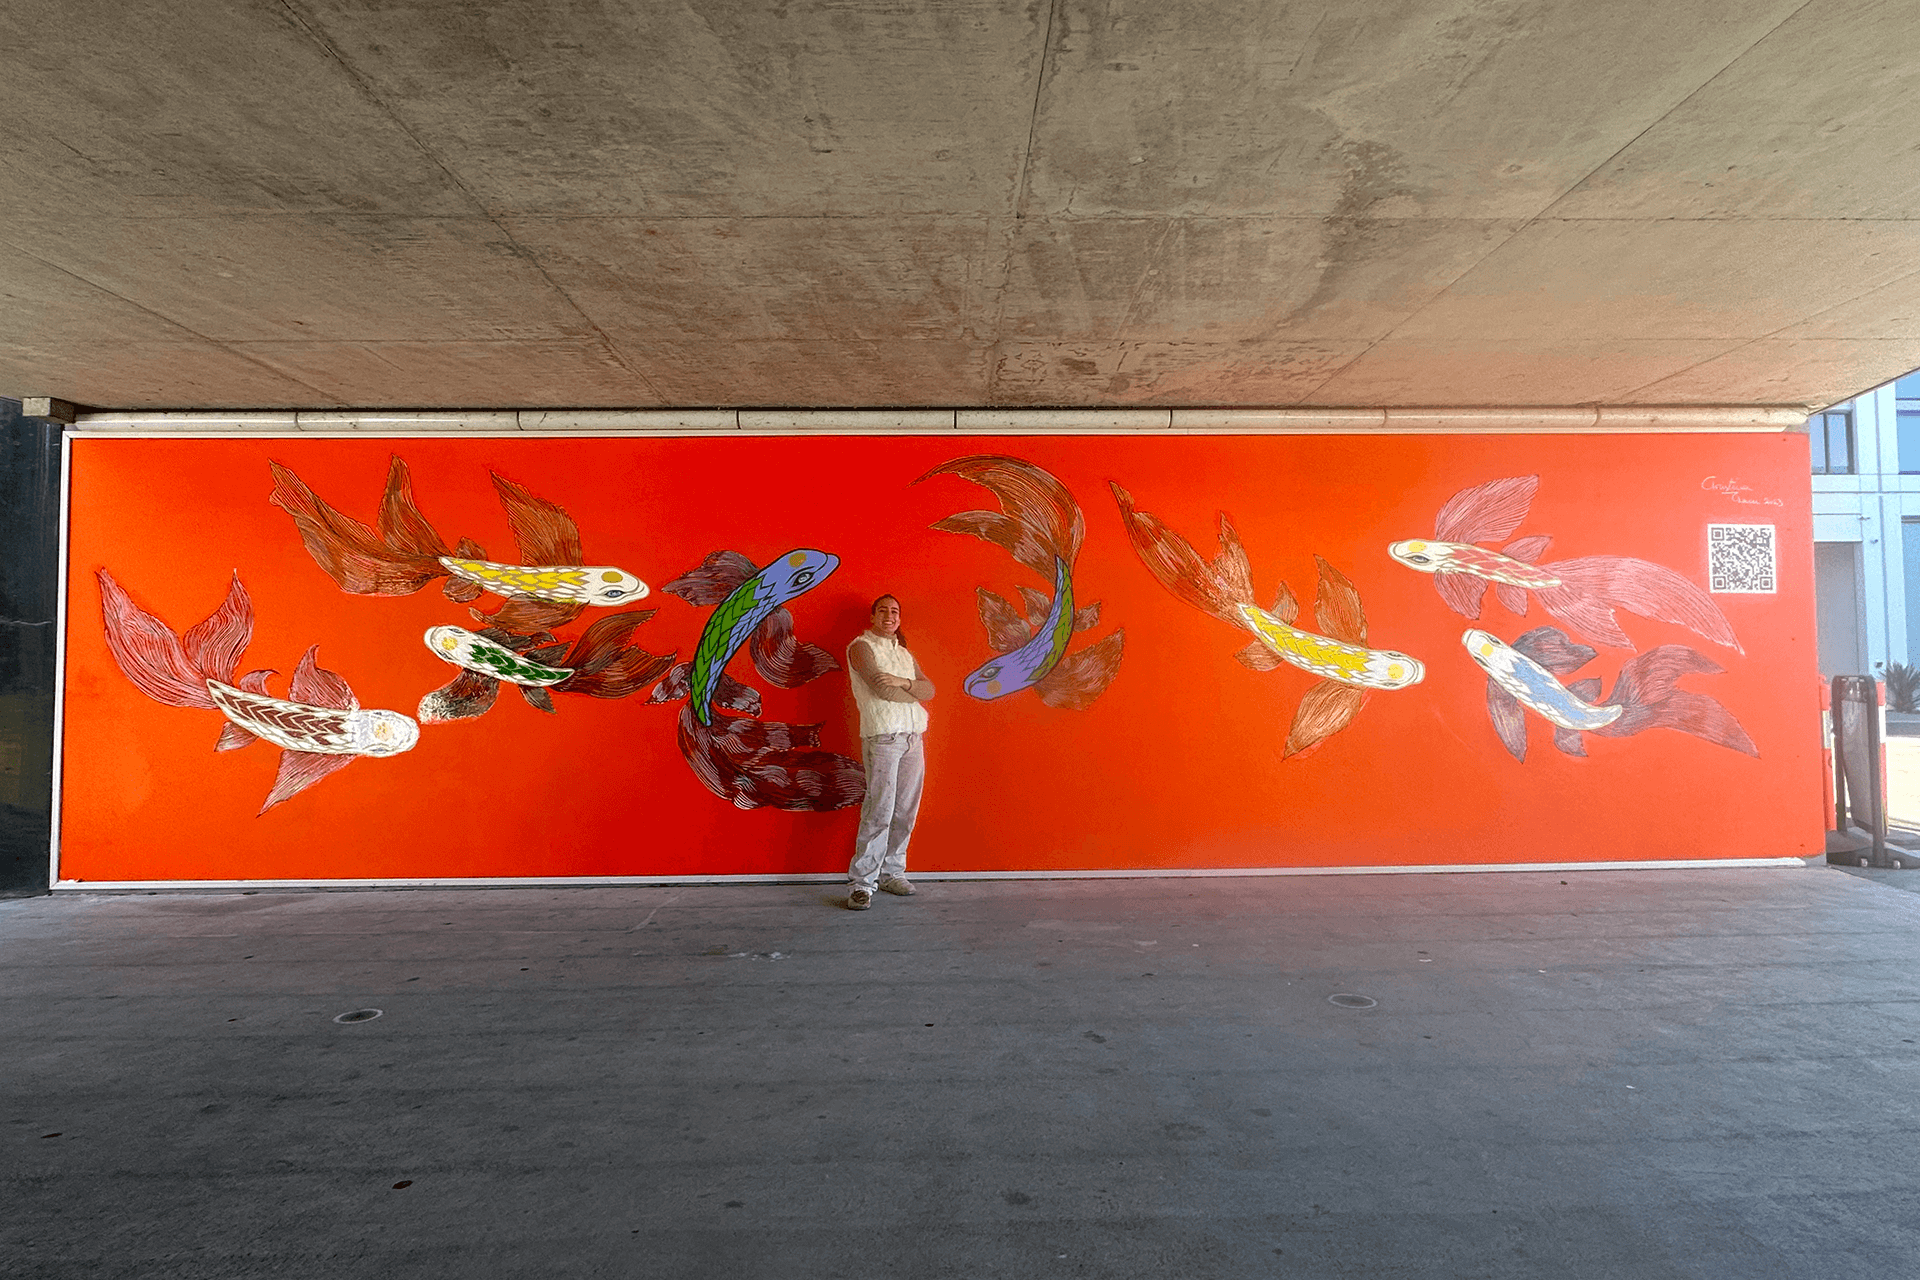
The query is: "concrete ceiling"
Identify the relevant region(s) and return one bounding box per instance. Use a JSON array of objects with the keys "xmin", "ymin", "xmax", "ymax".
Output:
[{"xmin": 5, "ymin": 0, "xmax": 1919, "ymax": 412}]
